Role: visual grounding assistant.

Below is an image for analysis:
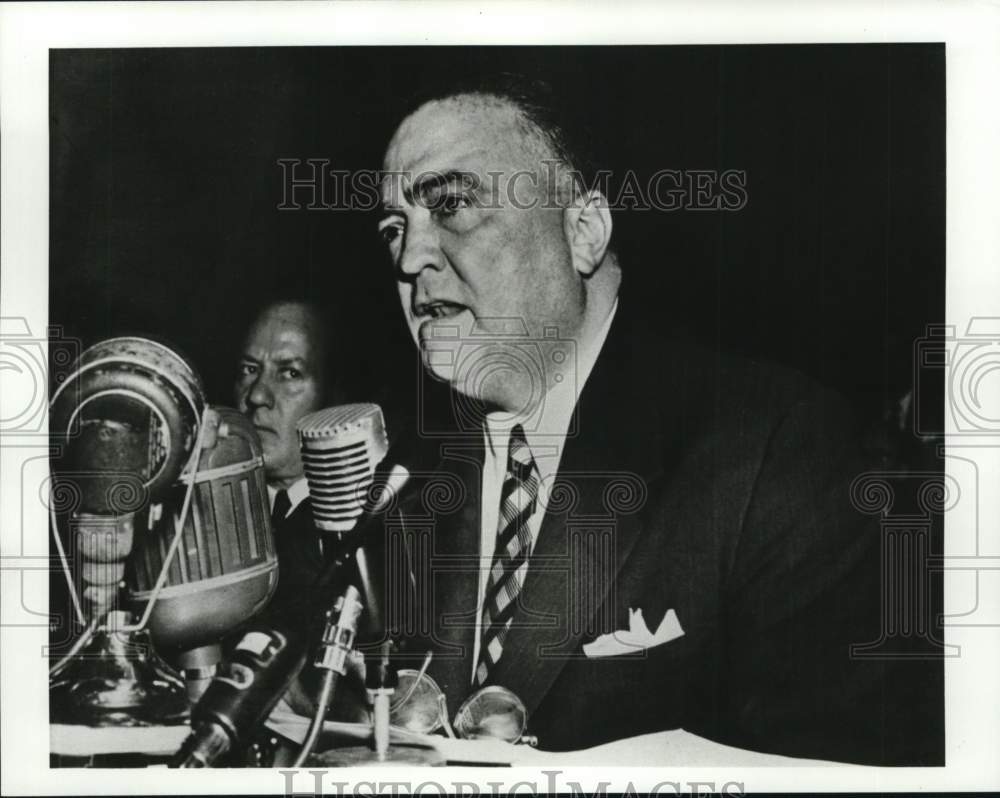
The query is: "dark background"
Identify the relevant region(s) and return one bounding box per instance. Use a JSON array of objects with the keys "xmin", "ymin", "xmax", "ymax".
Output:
[{"xmin": 49, "ymin": 45, "xmax": 945, "ymax": 435}]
